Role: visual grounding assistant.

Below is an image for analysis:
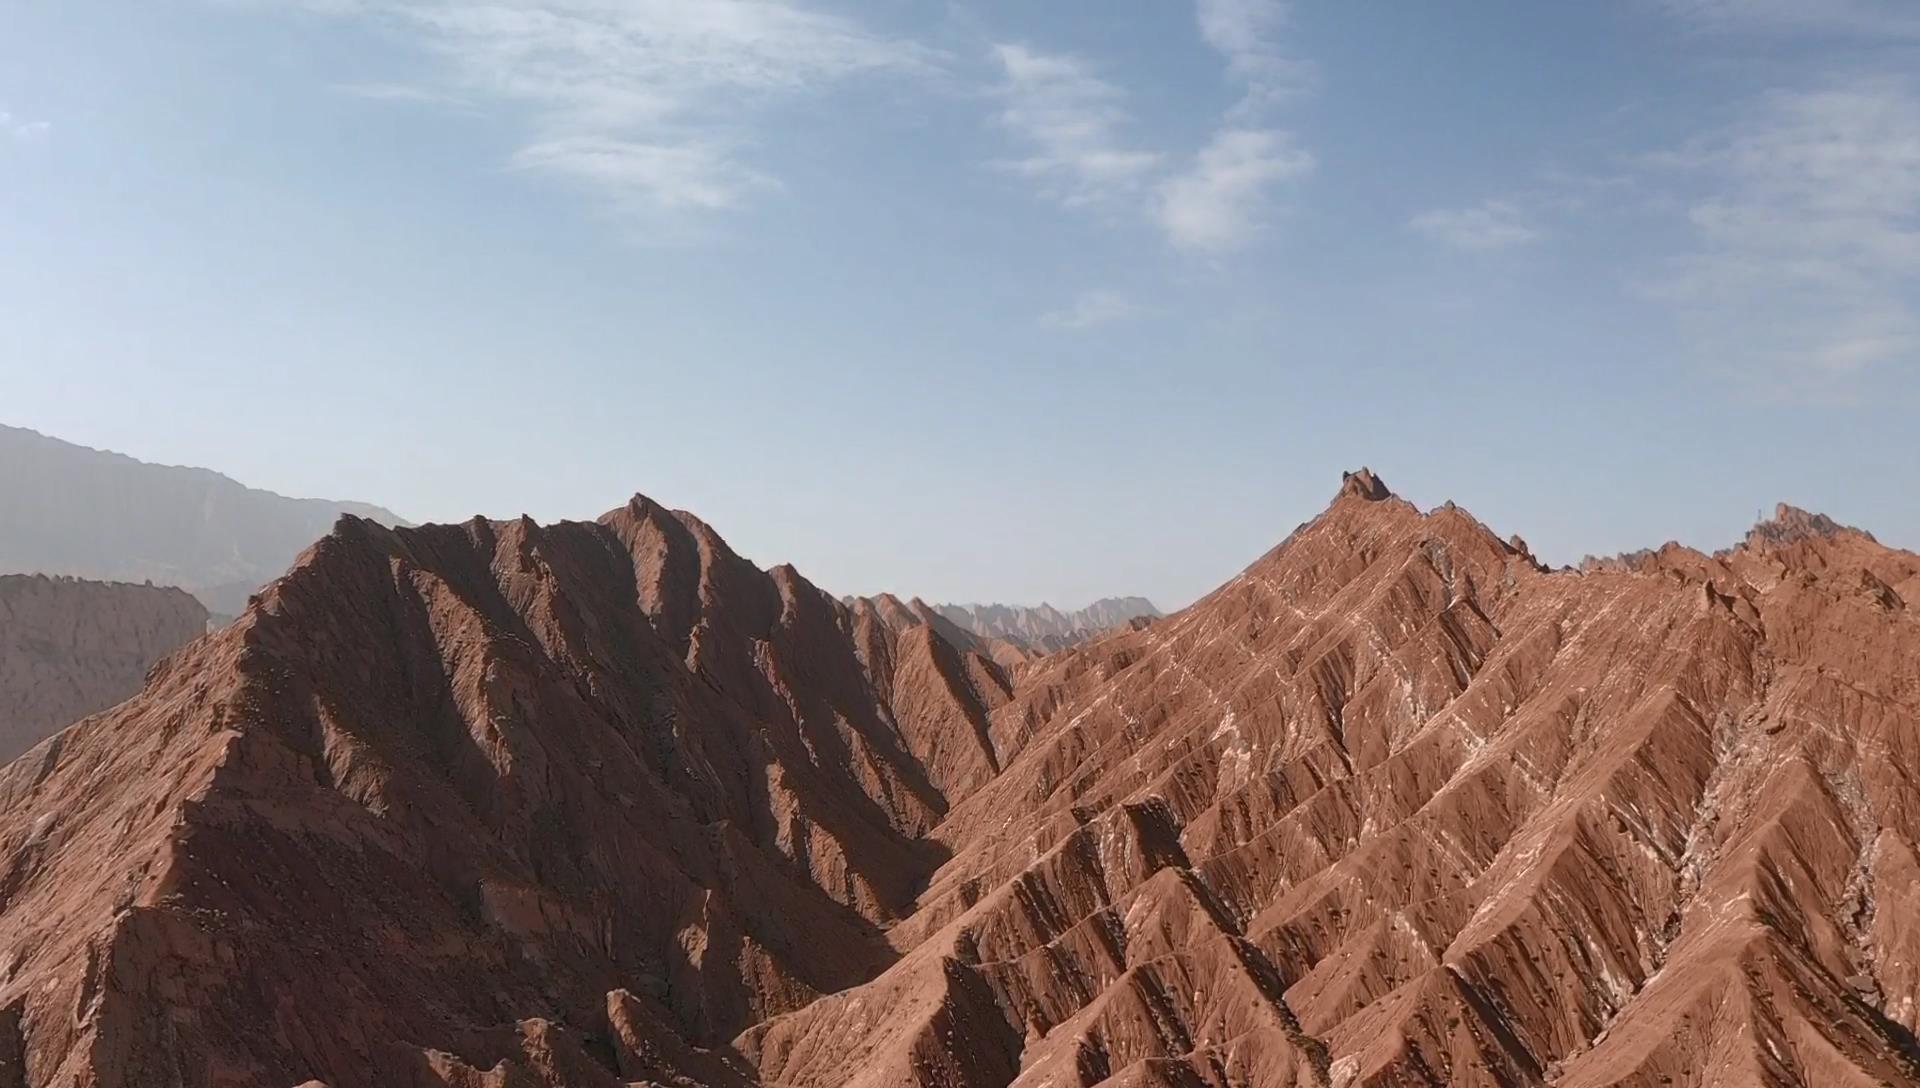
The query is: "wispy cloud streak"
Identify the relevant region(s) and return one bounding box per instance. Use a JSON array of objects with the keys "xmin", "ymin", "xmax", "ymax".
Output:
[
  {"xmin": 1647, "ymin": 77, "xmax": 1920, "ymax": 386},
  {"xmin": 1410, "ymin": 200, "xmax": 1542, "ymax": 251},
  {"xmin": 1157, "ymin": 128, "xmax": 1313, "ymax": 251},
  {"xmin": 989, "ymin": 44, "xmax": 1160, "ymax": 207},
  {"xmin": 984, "ymin": 1, "xmax": 1314, "ymax": 253},
  {"xmin": 1040, "ymin": 289, "xmax": 1142, "ymax": 330},
  {"xmin": 1156, "ymin": 0, "xmax": 1313, "ymax": 252},
  {"xmin": 1652, "ymin": 0, "xmax": 1920, "ymax": 39},
  {"xmin": 1195, "ymin": 0, "xmax": 1314, "ymax": 115},
  {"xmin": 2, "ymin": 109, "xmax": 51, "ymax": 142},
  {"xmin": 280, "ymin": 0, "xmax": 933, "ymax": 223}
]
